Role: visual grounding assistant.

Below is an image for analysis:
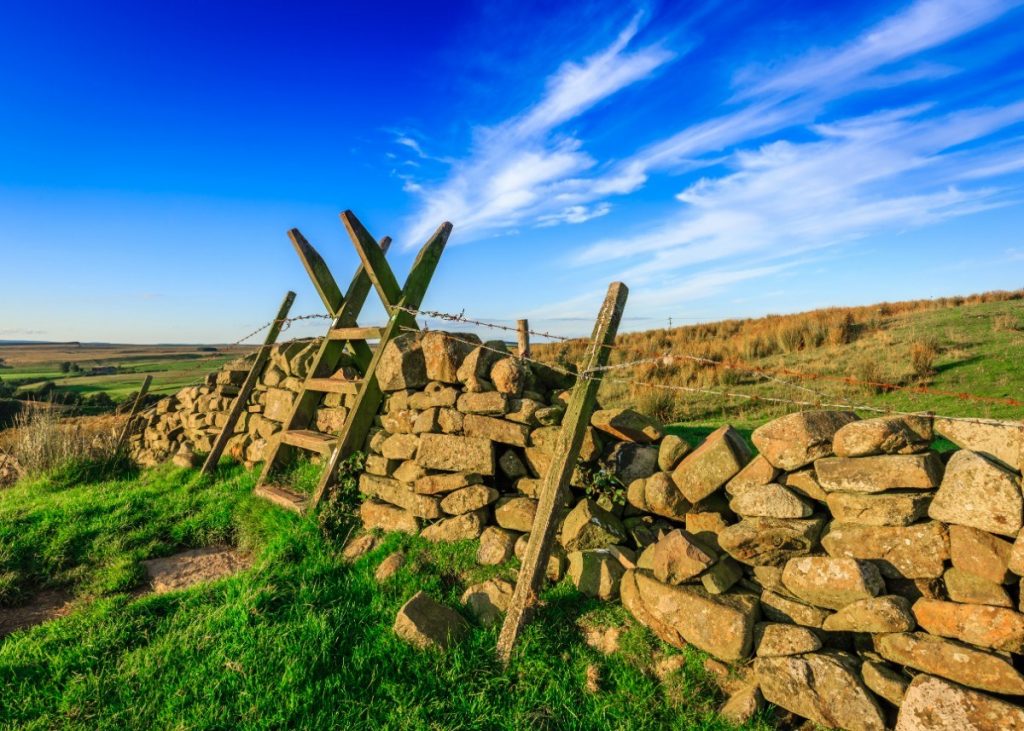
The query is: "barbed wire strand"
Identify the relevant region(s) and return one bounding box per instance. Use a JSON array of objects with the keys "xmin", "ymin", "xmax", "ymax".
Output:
[
  {"xmin": 184, "ymin": 306, "xmax": 1023, "ymax": 432},
  {"xmin": 396, "ymin": 325, "xmax": 1022, "ymax": 430},
  {"xmin": 401, "ymin": 305, "xmax": 1024, "ymax": 410}
]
